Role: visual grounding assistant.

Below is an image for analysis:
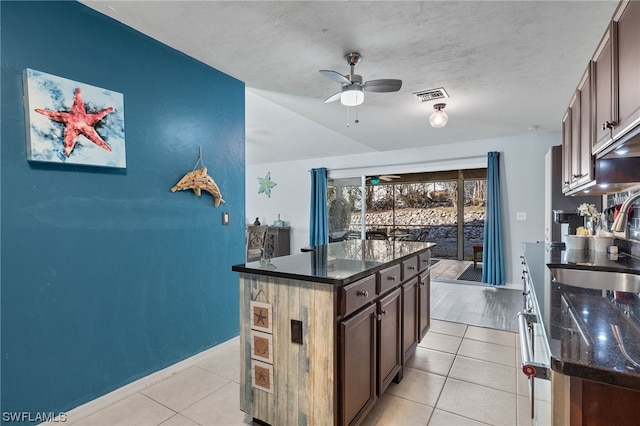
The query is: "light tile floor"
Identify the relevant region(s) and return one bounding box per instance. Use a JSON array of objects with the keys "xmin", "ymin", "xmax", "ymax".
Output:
[
  {"xmin": 66, "ymin": 319, "xmax": 529, "ymax": 426},
  {"xmin": 430, "ymin": 259, "xmax": 474, "ymax": 281}
]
